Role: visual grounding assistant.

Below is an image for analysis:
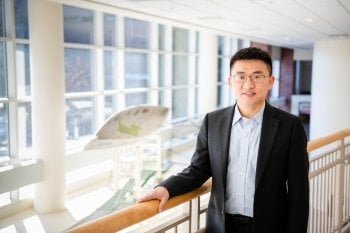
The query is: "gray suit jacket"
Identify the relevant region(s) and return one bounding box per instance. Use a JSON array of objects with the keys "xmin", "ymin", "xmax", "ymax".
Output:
[{"xmin": 160, "ymin": 102, "xmax": 309, "ymax": 233}]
